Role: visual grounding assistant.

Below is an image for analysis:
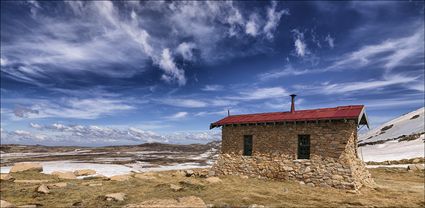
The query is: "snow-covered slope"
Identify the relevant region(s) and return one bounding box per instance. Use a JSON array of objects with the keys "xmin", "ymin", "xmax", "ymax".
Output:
[{"xmin": 359, "ymin": 107, "xmax": 424, "ymax": 162}]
